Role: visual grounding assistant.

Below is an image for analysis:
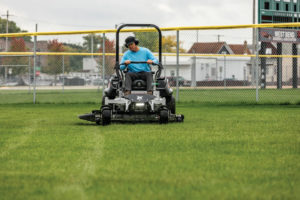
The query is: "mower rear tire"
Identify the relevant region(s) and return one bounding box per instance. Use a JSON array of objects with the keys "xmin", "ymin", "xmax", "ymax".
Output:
[{"xmin": 166, "ymin": 96, "xmax": 176, "ymax": 114}]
